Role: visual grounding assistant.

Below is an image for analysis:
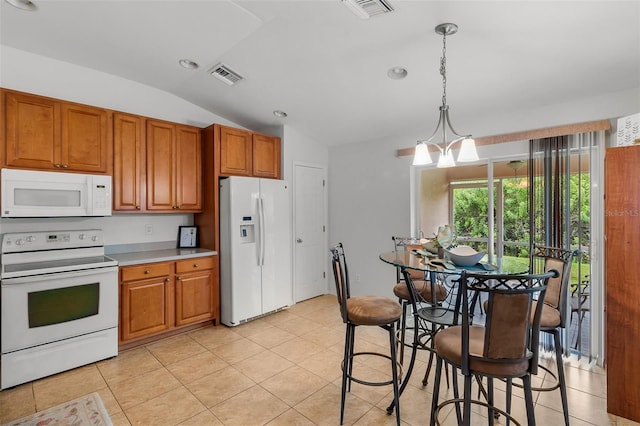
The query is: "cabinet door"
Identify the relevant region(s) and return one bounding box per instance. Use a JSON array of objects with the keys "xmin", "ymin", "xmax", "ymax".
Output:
[
  {"xmin": 113, "ymin": 113, "xmax": 144, "ymax": 211},
  {"xmin": 146, "ymin": 120, "xmax": 176, "ymax": 210},
  {"xmin": 175, "ymin": 269, "xmax": 215, "ymax": 326},
  {"xmin": 219, "ymin": 126, "xmax": 252, "ymax": 176},
  {"xmin": 605, "ymin": 145, "xmax": 640, "ymax": 421},
  {"xmin": 120, "ymin": 275, "xmax": 173, "ymax": 342},
  {"xmin": 252, "ymin": 133, "xmax": 281, "ymax": 179},
  {"xmin": 175, "ymin": 125, "xmax": 202, "ymax": 211},
  {"xmin": 4, "ymin": 91, "xmax": 61, "ymax": 170},
  {"xmin": 60, "ymin": 102, "xmax": 110, "ymax": 172}
]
